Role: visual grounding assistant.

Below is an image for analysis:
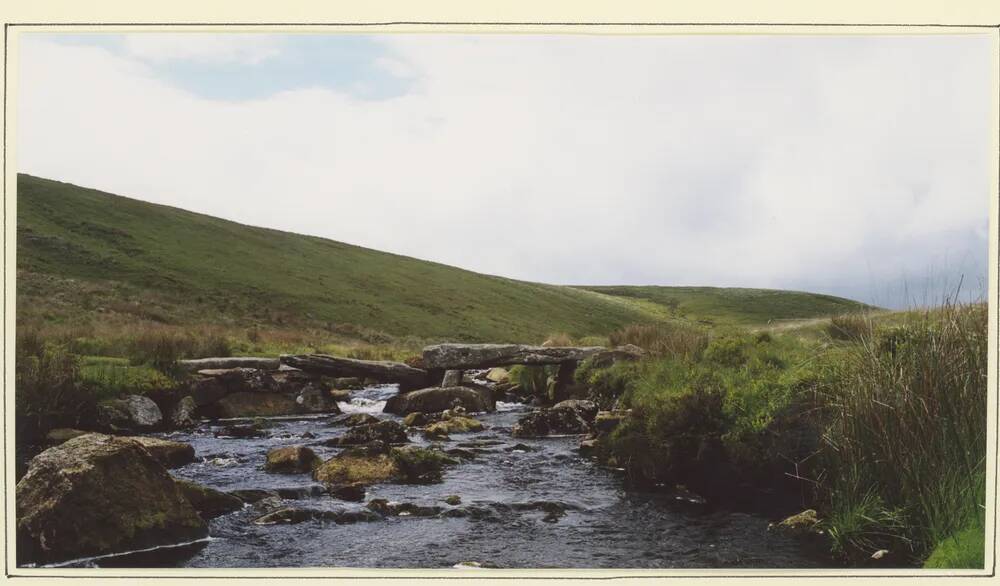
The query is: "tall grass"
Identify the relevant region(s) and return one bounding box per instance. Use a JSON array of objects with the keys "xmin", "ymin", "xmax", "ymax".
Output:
[
  {"xmin": 15, "ymin": 335, "xmax": 95, "ymax": 441},
  {"xmin": 608, "ymin": 322, "xmax": 709, "ymax": 359},
  {"xmin": 826, "ymin": 313, "xmax": 874, "ymax": 341},
  {"xmin": 819, "ymin": 301, "xmax": 987, "ymax": 563}
]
